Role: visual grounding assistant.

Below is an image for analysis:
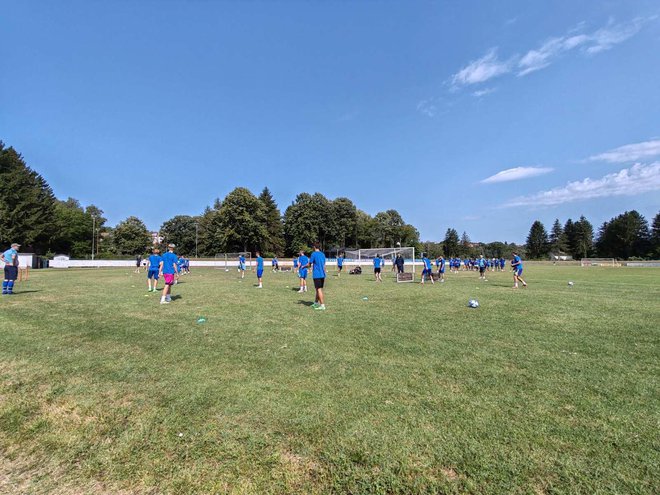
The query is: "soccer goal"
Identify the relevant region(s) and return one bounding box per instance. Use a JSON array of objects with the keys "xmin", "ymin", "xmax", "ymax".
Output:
[
  {"xmin": 215, "ymin": 252, "xmax": 252, "ymax": 271},
  {"xmin": 580, "ymin": 258, "xmax": 620, "ymax": 267},
  {"xmin": 344, "ymin": 247, "xmax": 416, "ymax": 282}
]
